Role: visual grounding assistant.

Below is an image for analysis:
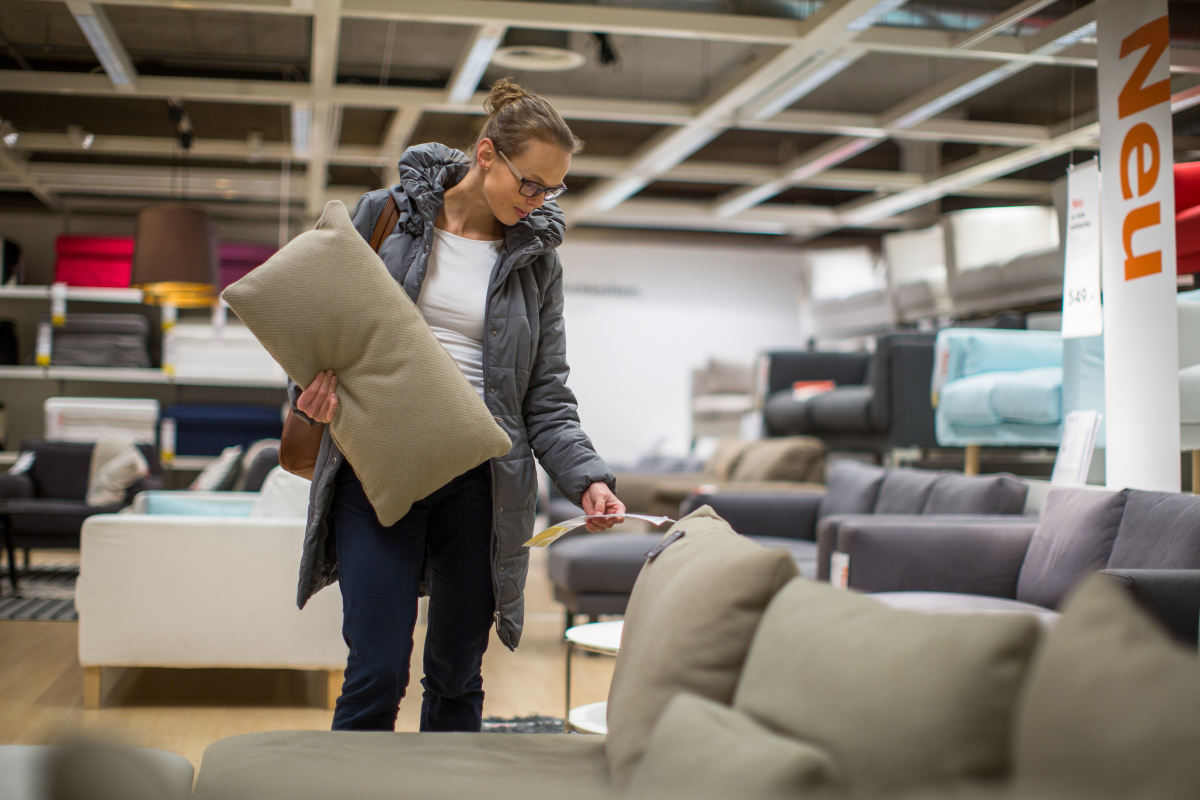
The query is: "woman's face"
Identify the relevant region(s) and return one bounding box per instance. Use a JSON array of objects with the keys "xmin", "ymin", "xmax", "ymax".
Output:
[{"xmin": 478, "ymin": 137, "xmax": 571, "ymax": 227}]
